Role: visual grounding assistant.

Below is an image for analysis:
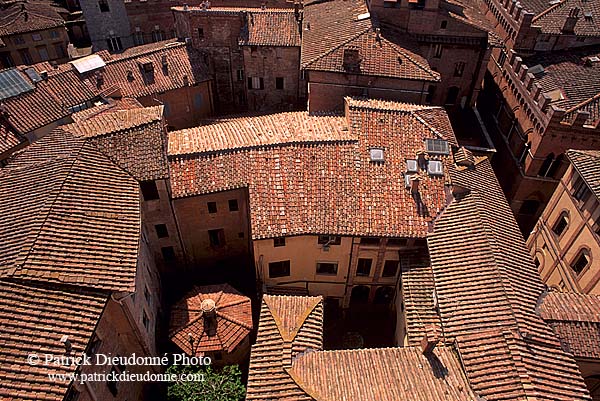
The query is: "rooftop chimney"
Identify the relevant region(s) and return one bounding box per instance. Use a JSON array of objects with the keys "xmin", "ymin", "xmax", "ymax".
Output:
[
  {"xmin": 420, "ymin": 324, "xmax": 441, "ymax": 355},
  {"xmin": 562, "ymin": 7, "xmax": 580, "ymax": 33},
  {"xmin": 343, "ymin": 47, "xmax": 361, "ymax": 72},
  {"xmin": 202, "ymin": 298, "xmax": 217, "ymax": 337}
]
